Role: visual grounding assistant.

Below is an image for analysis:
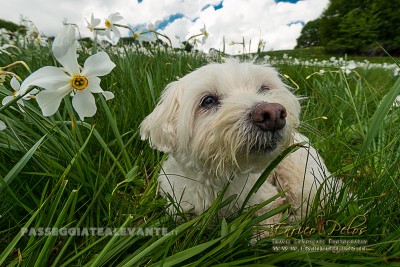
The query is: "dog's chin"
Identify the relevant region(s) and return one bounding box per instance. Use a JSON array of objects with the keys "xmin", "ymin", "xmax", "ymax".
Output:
[
  {"xmin": 250, "ymin": 142, "xmax": 278, "ymax": 154},
  {"xmin": 246, "ymin": 128, "xmax": 286, "ymax": 156}
]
